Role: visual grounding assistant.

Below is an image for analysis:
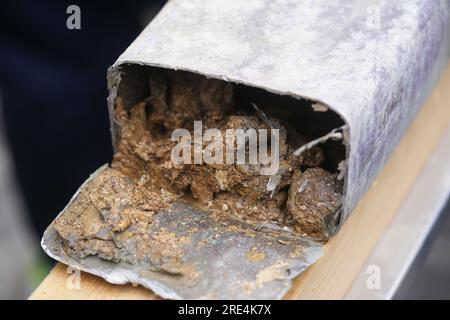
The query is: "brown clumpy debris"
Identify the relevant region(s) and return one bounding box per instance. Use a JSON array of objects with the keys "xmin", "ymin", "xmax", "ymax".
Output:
[
  {"xmin": 287, "ymin": 168, "xmax": 343, "ymax": 241},
  {"xmin": 54, "ymin": 168, "xmax": 199, "ymax": 279},
  {"xmin": 54, "ymin": 71, "xmax": 344, "ymax": 266}
]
